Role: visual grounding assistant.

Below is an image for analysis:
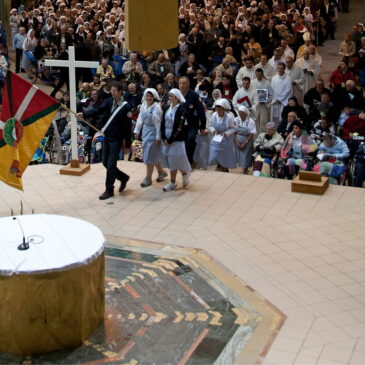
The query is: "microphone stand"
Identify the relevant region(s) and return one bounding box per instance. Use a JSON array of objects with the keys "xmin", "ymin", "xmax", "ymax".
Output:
[{"xmin": 13, "ymin": 217, "xmax": 30, "ymax": 251}]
